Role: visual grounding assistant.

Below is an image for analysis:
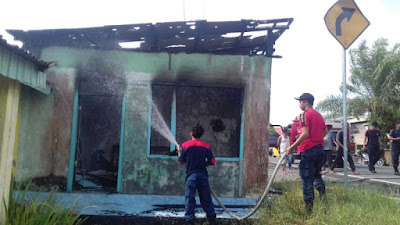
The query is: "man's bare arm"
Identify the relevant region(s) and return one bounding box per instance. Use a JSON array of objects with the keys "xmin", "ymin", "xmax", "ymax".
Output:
[
  {"xmin": 363, "ymin": 135, "xmax": 367, "ymax": 149},
  {"xmin": 277, "ymin": 136, "xmax": 282, "ymax": 151},
  {"xmin": 387, "ymin": 129, "xmax": 400, "ymax": 140}
]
